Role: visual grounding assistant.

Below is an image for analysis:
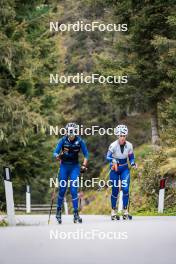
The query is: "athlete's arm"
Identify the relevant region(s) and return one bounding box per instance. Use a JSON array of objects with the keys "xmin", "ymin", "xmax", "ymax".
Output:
[
  {"xmin": 106, "ymin": 143, "xmax": 116, "ymax": 163},
  {"xmin": 106, "ymin": 150, "xmax": 113, "ymax": 162},
  {"xmin": 80, "ymin": 139, "xmax": 89, "ymax": 166},
  {"xmin": 128, "ymin": 144, "xmax": 135, "ymax": 166},
  {"xmin": 53, "ymin": 138, "xmax": 64, "ymax": 158}
]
